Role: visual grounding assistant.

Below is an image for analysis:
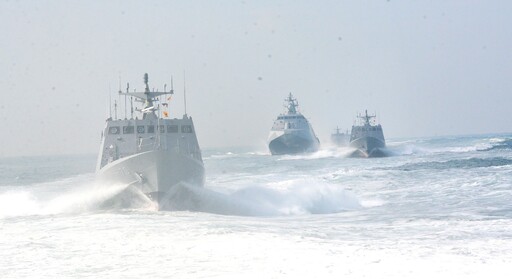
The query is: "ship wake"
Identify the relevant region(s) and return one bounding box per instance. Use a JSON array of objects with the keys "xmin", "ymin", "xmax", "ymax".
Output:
[
  {"xmin": 1, "ymin": 176, "xmax": 362, "ymax": 218},
  {"xmin": 158, "ymin": 179, "xmax": 362, "ymax": 216}
]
